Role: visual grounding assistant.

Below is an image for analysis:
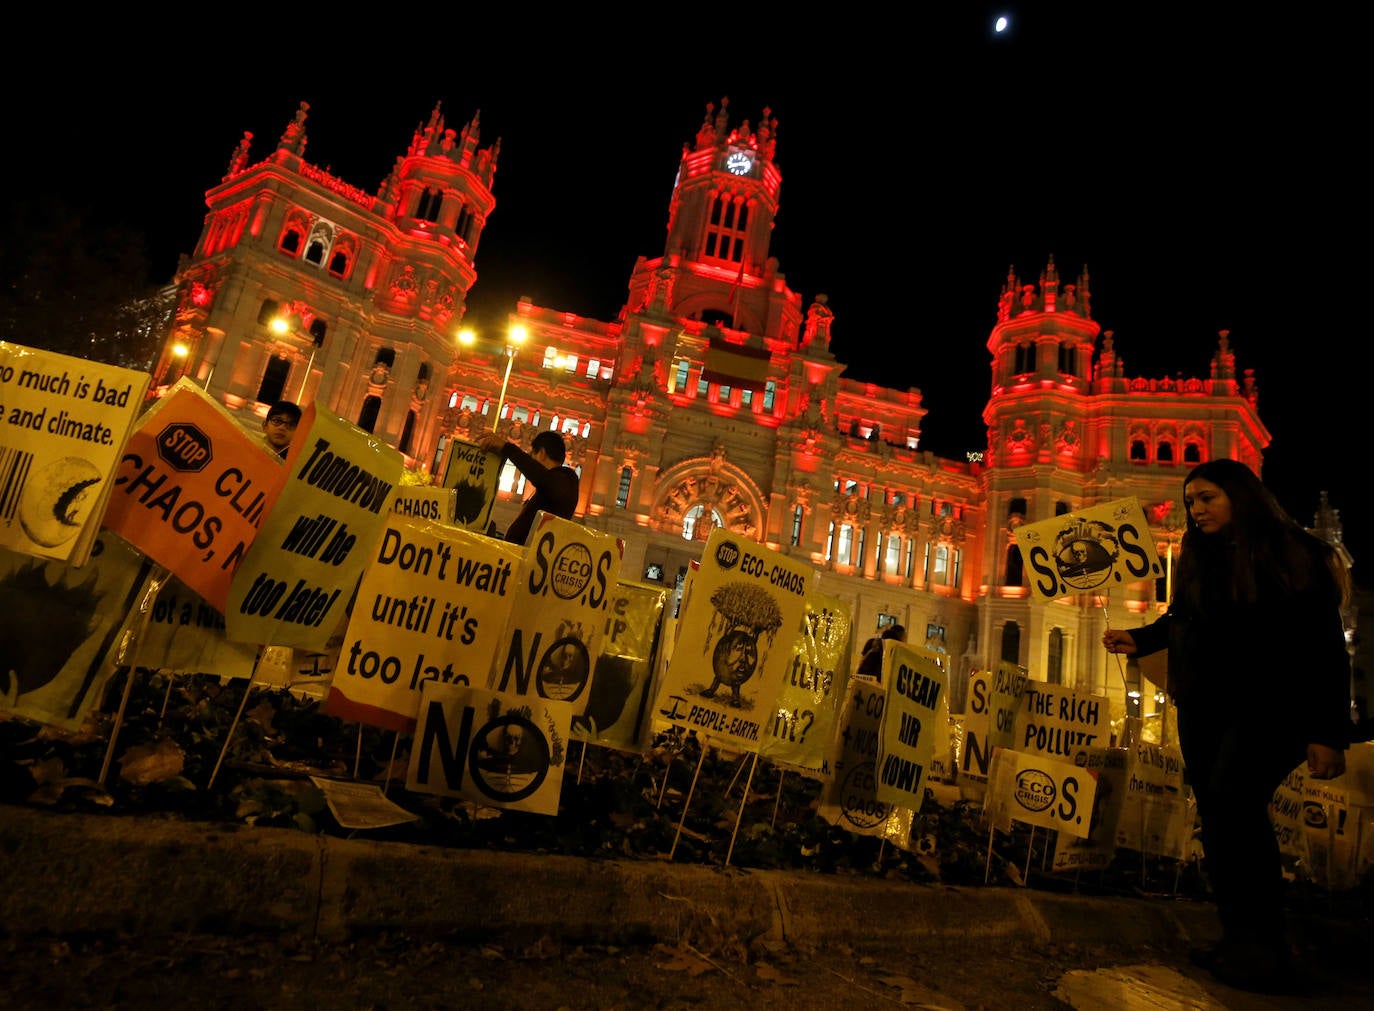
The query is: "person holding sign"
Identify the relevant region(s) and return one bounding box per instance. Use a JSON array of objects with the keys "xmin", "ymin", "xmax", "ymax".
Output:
[
  {"xmin": 477, "ymin": 430, "xmax": 578, "ymax": 546},
  {"xmin": 1102, "ymin": 458, "xmax": 1350, "ymax": 994}
]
